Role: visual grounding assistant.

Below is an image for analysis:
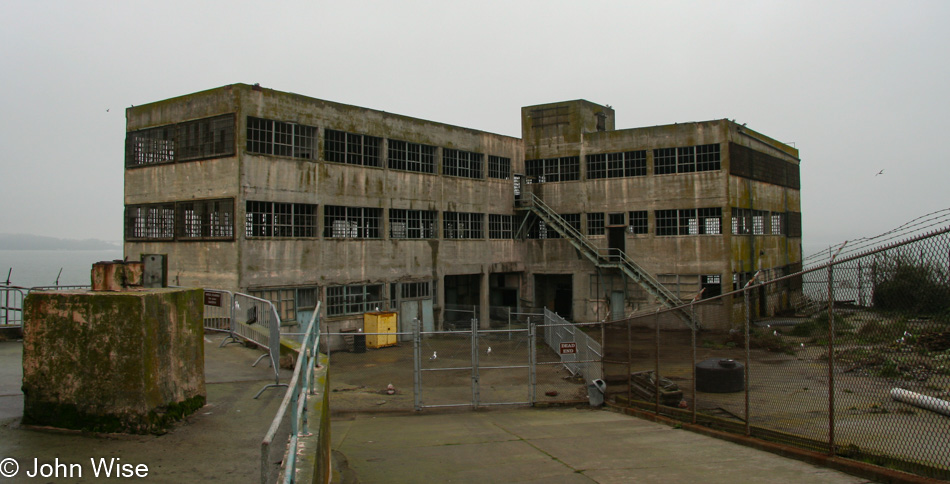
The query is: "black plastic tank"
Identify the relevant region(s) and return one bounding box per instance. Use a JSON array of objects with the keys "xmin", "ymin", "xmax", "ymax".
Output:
[{"xmin": 696, "ymin": 358, "xmax": 744, "ymax": 393}]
